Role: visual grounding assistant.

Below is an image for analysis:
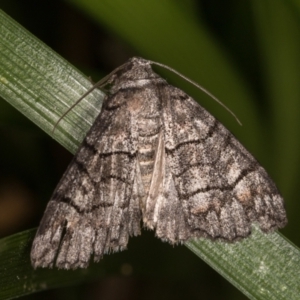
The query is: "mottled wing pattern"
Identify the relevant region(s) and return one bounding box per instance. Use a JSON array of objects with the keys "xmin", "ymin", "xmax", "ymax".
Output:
[
  {"xmin": 31, "ymin": 94, "xmax": 142, "ymax": 269},
  {"xmin": 31, "ymin": 57, "xmax": 287, "ymax": 270},
  {"xmin": 149, "ymin": 84, "xmax": 287, "ymax": 243}
]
